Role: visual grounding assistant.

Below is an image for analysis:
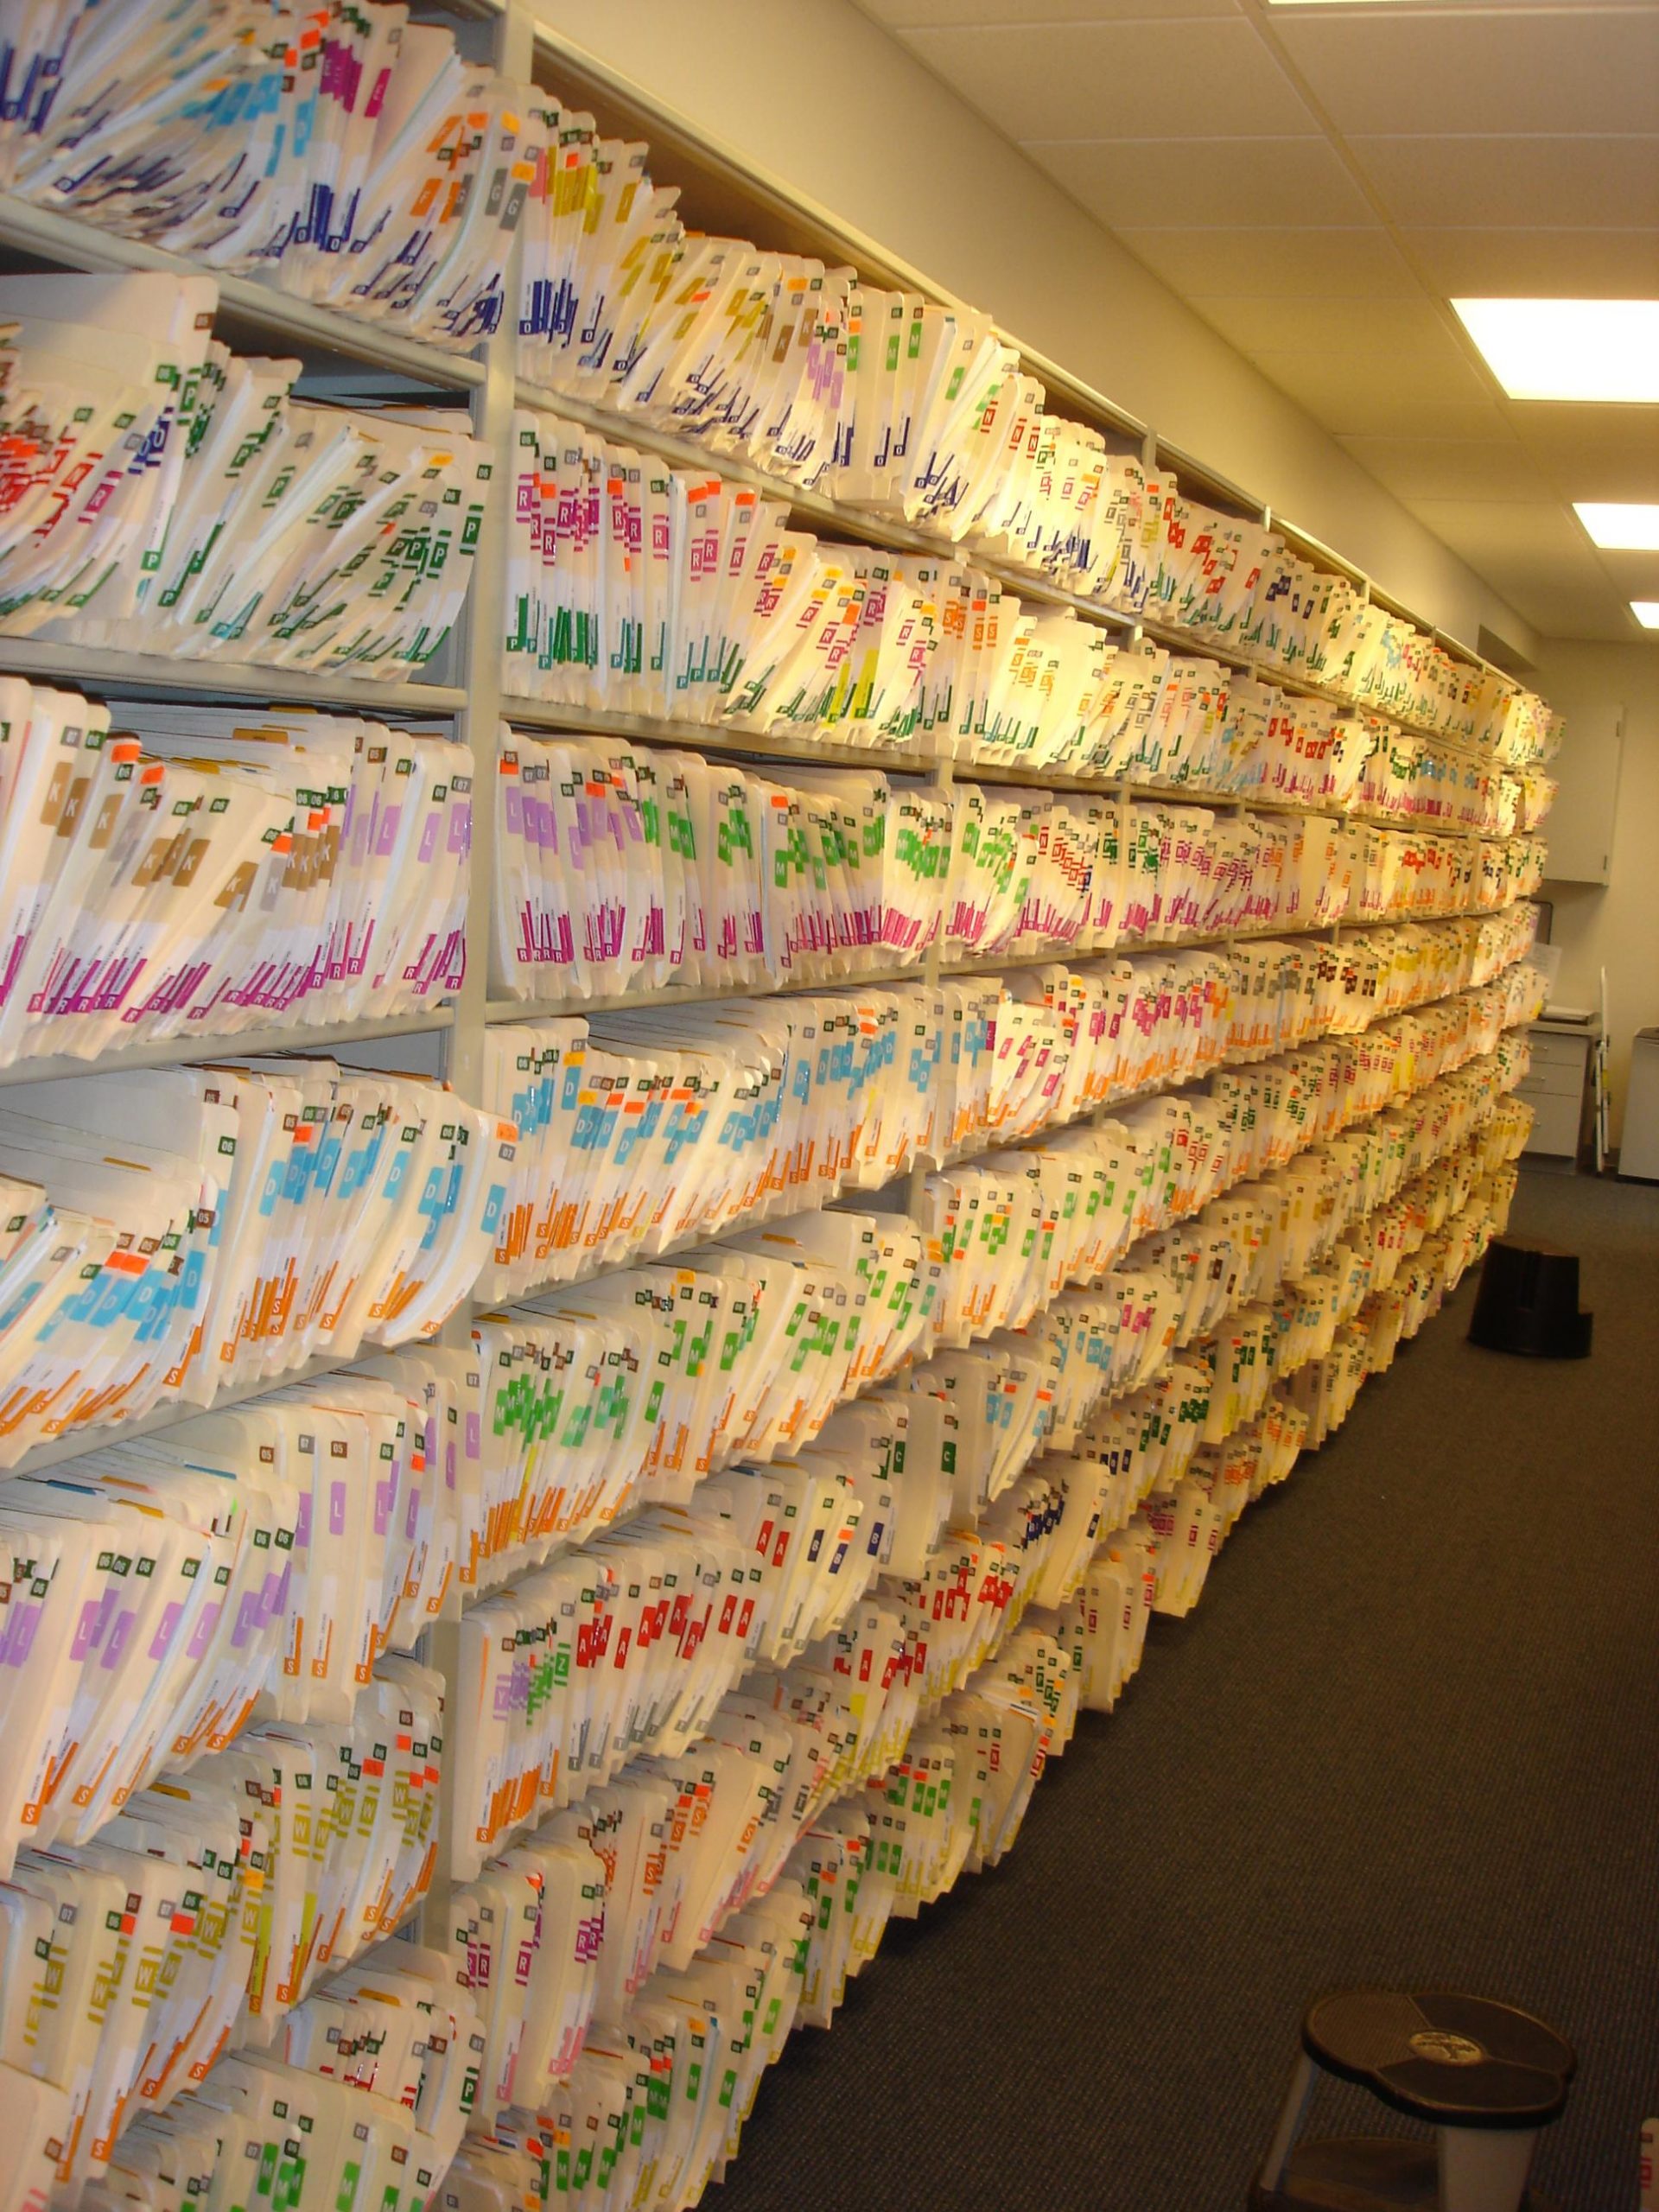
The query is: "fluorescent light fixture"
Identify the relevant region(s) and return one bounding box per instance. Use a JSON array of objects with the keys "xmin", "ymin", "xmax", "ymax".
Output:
[
  {"xmin": 1632, "ymin": 601, "xmax": 1659, "ymax": 630},
  {"xmin": 1574, "ymin": 503, "xmax": 1659, "ymax": 550},
  {"xmin": 1452, "ymin": 299, "xmax": 1659, "ymax": 403}
]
